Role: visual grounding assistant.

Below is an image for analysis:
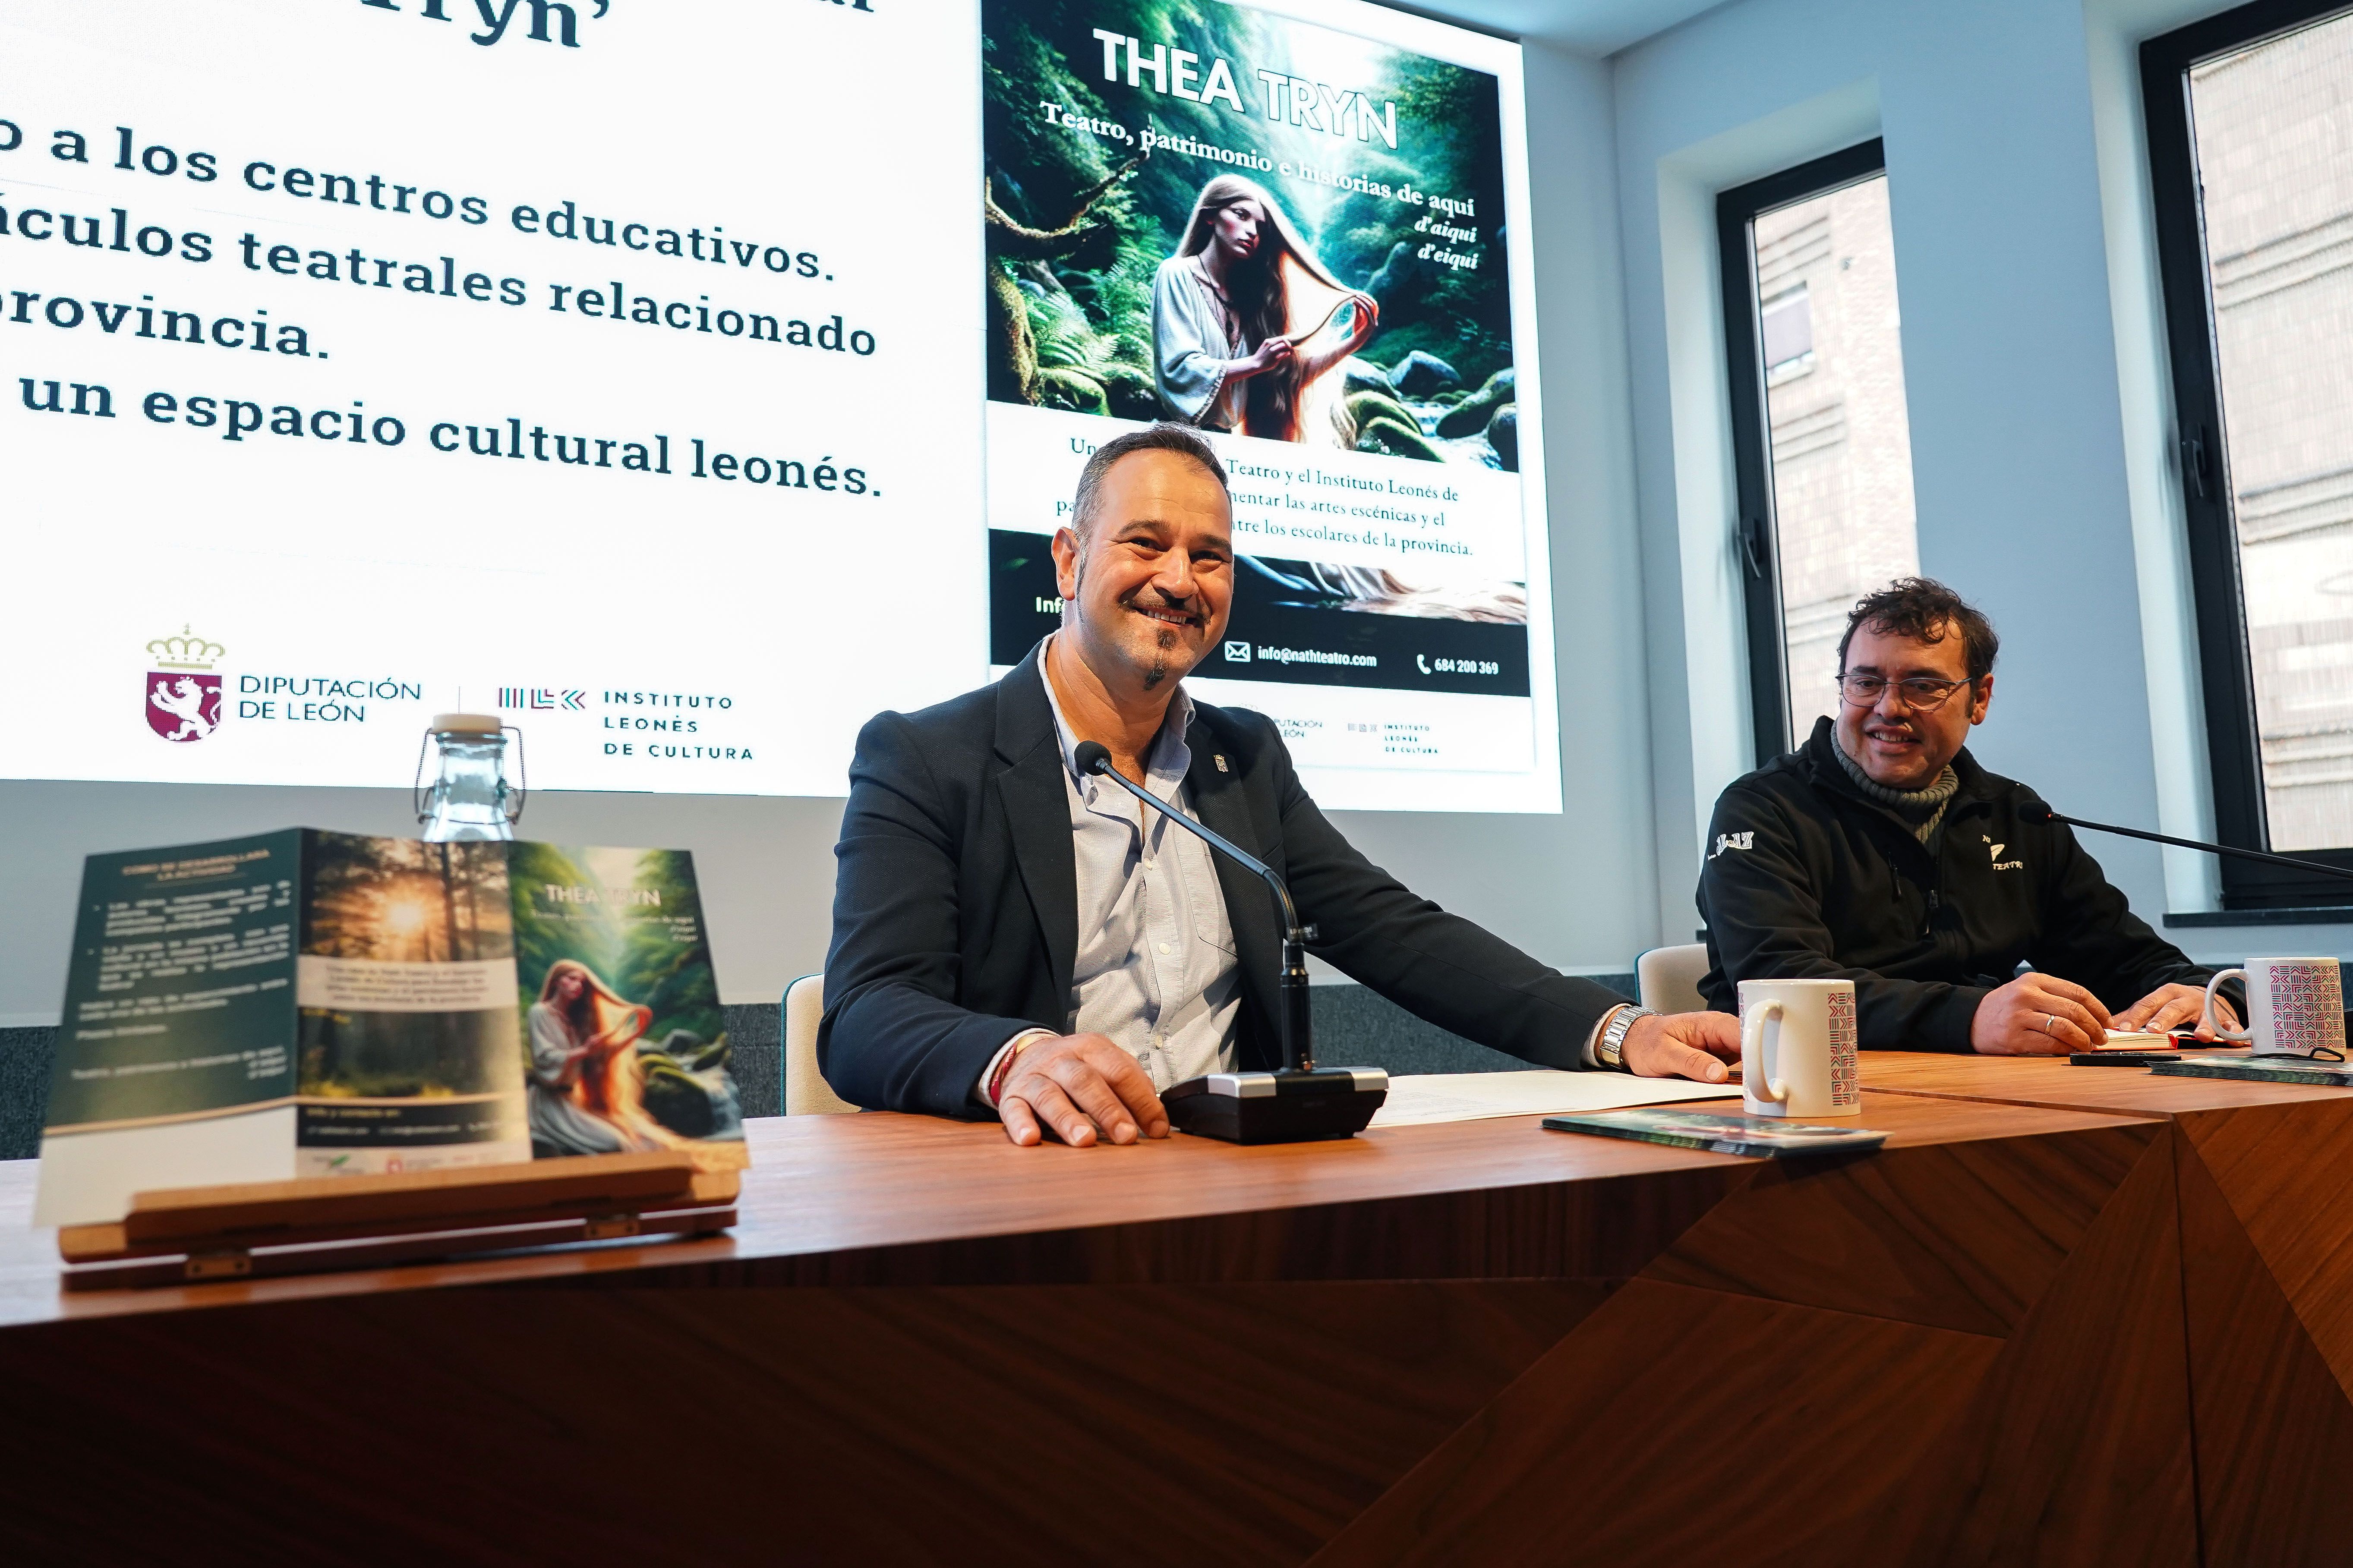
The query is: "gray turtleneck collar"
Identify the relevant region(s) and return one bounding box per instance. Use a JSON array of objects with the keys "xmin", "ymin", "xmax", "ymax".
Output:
[{"xmin": 1832, "ymin": 733, "xmax": 1959, "ymax": 847}]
